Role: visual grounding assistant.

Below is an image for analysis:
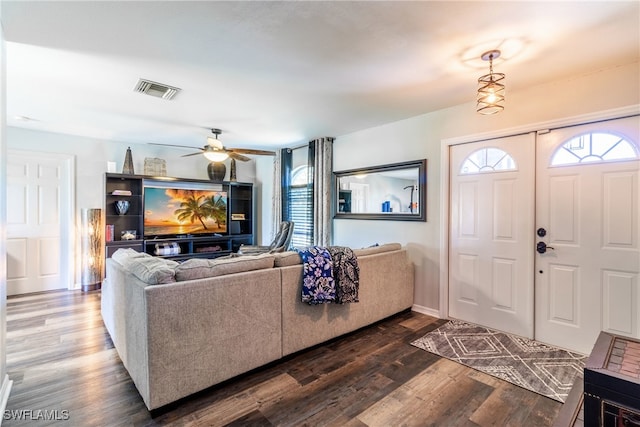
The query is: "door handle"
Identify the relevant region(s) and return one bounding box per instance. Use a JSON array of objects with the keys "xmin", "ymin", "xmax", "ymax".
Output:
[{"xmin": 536, "ymin": 242, "xmax": 555, "ymax": 254}]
